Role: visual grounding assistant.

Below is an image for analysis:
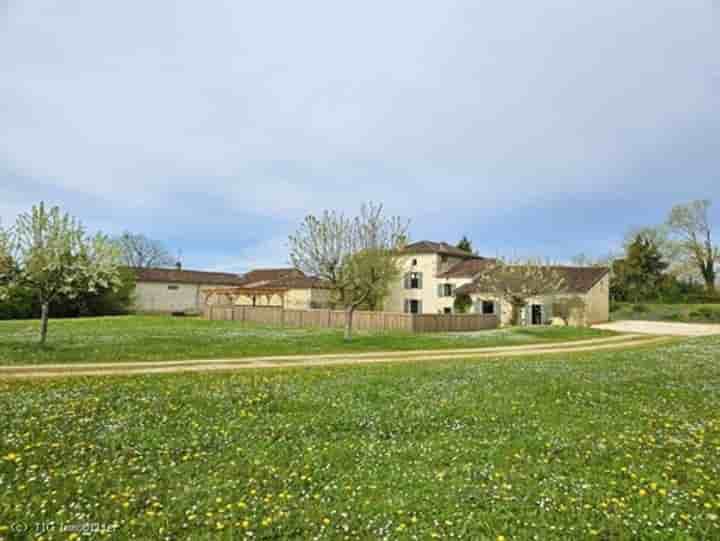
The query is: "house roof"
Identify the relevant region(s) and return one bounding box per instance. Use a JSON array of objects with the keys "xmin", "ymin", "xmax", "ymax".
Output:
[
  {"xmin": 440, "ymin": 258, "xmax": 496, "ymax": 278},
  {"xmin": 401, "ymin": 240, "xmax": 479, "ymax": 259},
  {"xmin": 238, "ymin": 268, "xmax": 303, "ymax": 286},
  {"xmin": 130, "ymin": 266, "xmax": 325, "ymax": 290},
  {"xmin": 259, "ymin": 275, "xmax": 332, "ymax": 290},
  {"xmin": 455, "ymin": 265, "xmax": 609, "ymax": 295},
  {"xmin": 130, "ymin": 267, "xmax": 248, "ymax": 286}
]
